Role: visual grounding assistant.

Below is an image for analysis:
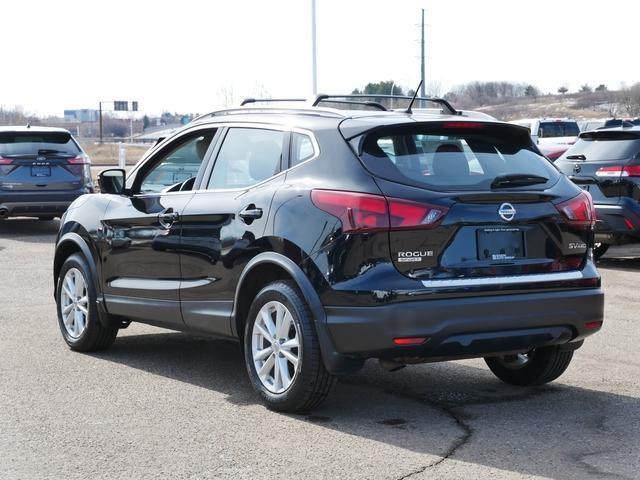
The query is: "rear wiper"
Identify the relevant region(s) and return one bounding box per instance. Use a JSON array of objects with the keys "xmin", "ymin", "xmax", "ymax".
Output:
[
  {"xmin": 490, "ymin": 174, "xmax": 549, "ymax": 189},
  {"xmin": 566, "ymin": 154, "xmax": 586, "ymax": 160}
]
